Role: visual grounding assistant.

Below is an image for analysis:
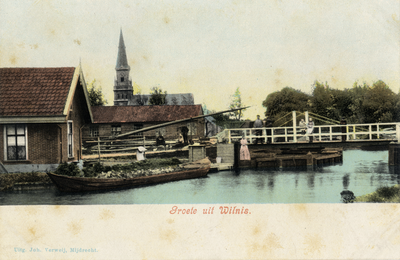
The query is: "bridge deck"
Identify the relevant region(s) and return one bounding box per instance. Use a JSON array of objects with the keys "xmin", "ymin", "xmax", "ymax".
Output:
[{"xmin": 218, "ymin": 122, "xmax": 400, "ymax": 147}]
